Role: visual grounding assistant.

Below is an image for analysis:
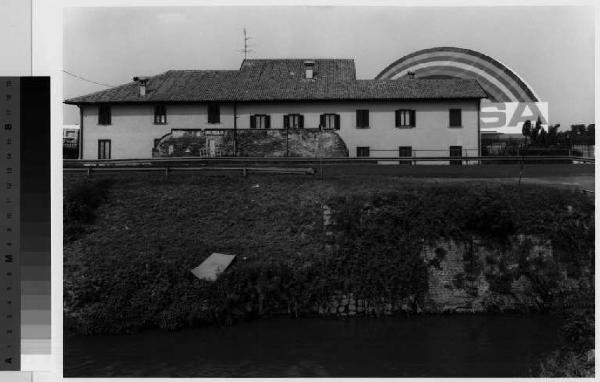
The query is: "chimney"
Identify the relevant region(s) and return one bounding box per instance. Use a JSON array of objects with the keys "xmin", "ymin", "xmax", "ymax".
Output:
[
  {"xmin": 407, "ymin": 71, "xmax": 416, "ymax": 79},
  {"xmin": 133, "ymin": 76, "xmax": 149, "ymax": 97},
  {"xmin": 303, "ymin": 60, "xmax": 315, "ymax": 79}
]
